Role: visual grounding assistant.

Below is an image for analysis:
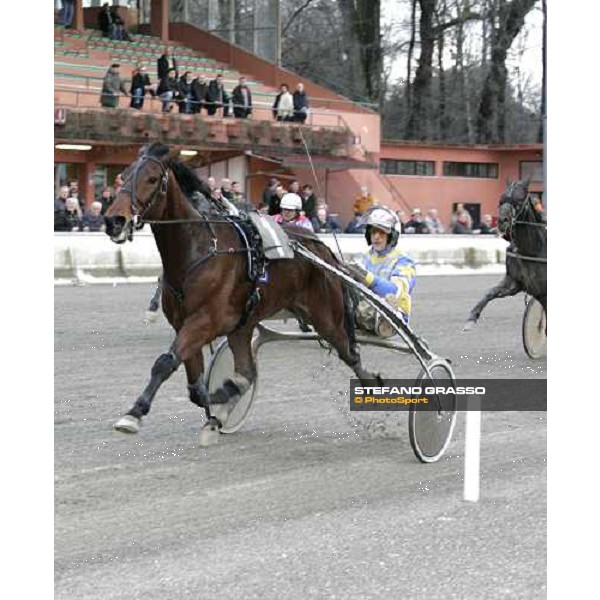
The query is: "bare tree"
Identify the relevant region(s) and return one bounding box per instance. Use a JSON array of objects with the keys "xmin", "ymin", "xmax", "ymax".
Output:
[{"xmin": 476, "ymin": 0, "xmax": 537, "ymax": 143}]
